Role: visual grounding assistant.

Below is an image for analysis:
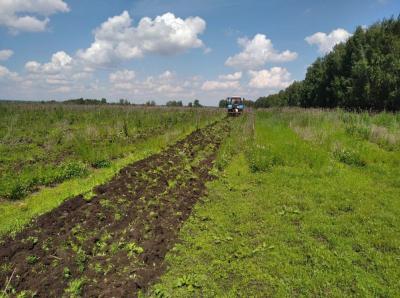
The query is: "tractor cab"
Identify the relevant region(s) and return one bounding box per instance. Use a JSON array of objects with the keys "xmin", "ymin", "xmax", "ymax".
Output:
[{"xmin": 227, "ymin": 97, "xmax": 244, "ymax": 116}]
